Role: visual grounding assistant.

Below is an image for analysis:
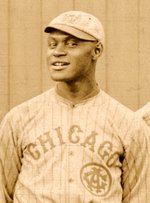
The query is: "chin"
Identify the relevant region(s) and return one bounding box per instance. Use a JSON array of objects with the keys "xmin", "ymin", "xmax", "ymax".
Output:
[
  {"xmin": 50, "ymin": 71, "xmax": 78, "ymax": 82},
  {"xmin": 50, "ymin": 75, "xmax": 68, "ymax": 82},
  {"xmin": 51, "ymin": 76, "xmax": 77, "ymax": 83},
  {"xmin": 50, "ymin": 71, "xmax": 74, "ymax": 82}
]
